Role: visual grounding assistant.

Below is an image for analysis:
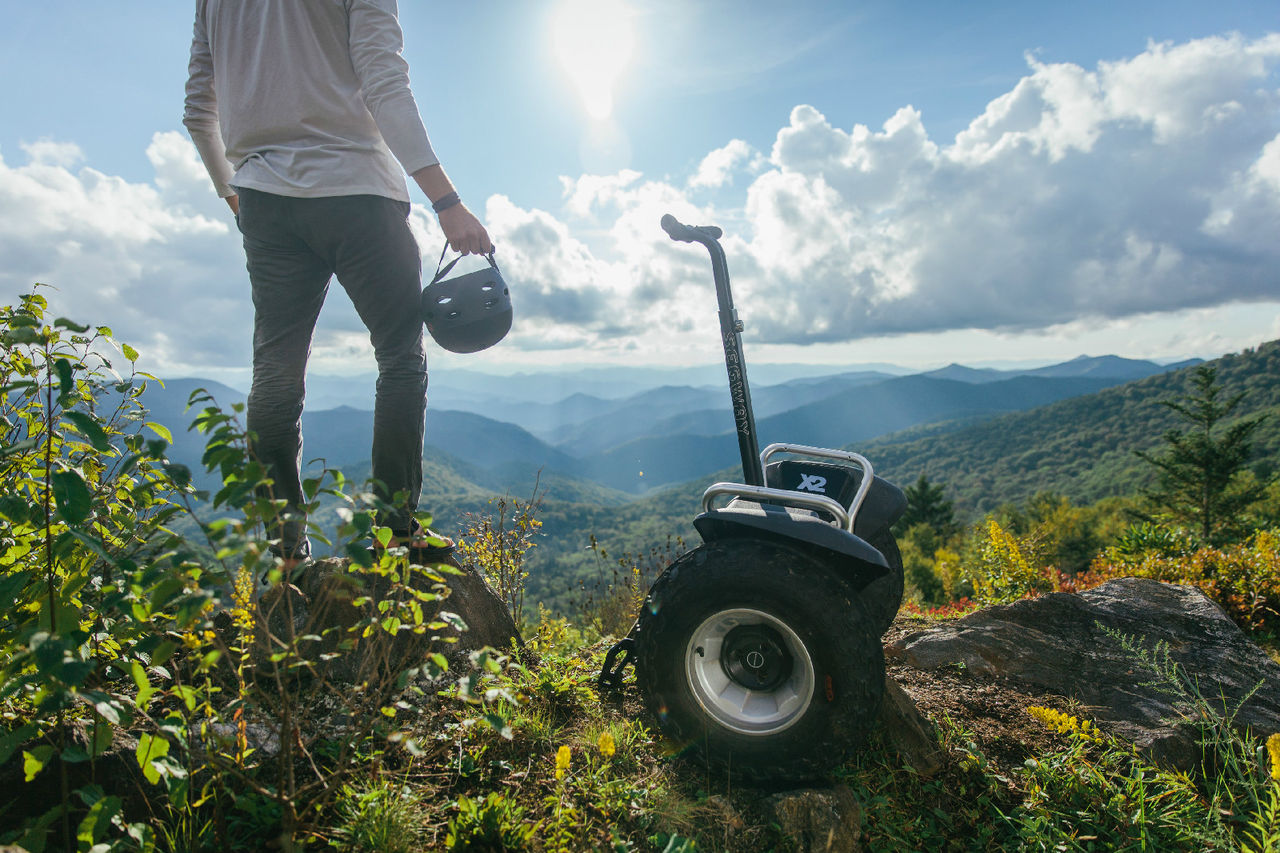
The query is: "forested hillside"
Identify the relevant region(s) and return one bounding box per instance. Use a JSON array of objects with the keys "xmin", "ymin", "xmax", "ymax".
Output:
[
  {"xmin": 513, "ymin": 341, "xmax": 1280, "ymax": 610},
  {"xmin": 860, "ymin": 340, "xmax": 1280, "ymax": 516},
  {"xmin": 142, "ymin": 343, "xmax": 1278, "ymax": 613}
]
